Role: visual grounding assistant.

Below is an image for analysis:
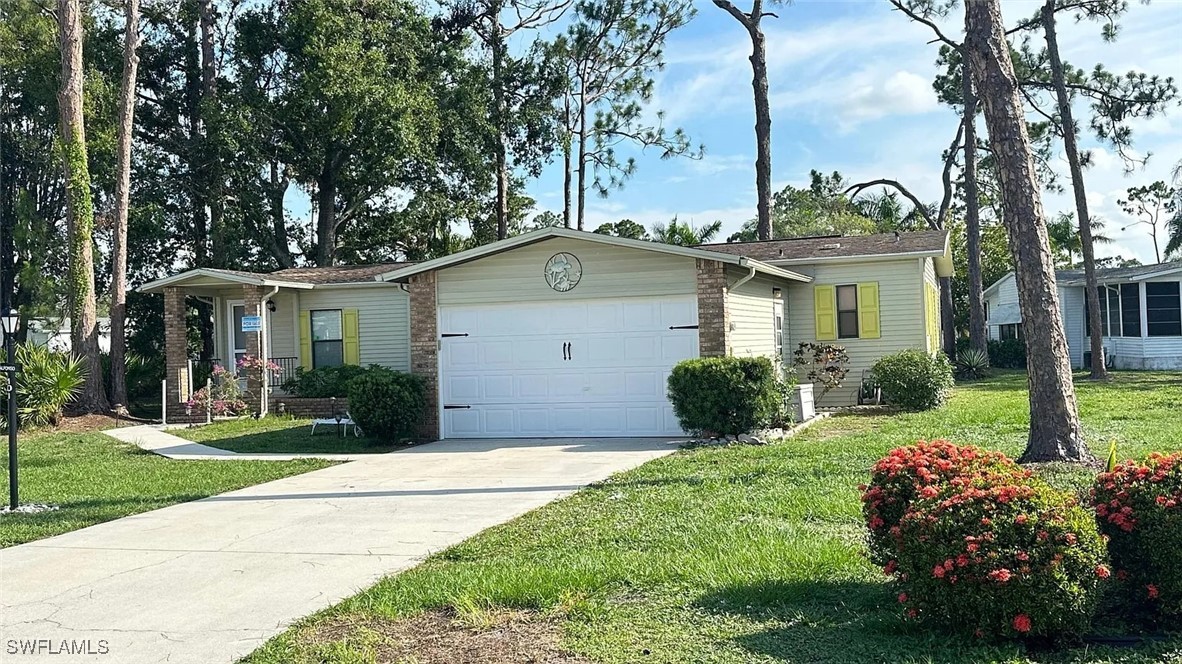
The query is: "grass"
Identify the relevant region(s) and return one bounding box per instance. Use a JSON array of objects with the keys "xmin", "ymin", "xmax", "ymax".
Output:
[
  {"xmin": 246, "ymin": 371, "xmax": 1182, "ymax": 664},
  {"xmin": 0, "ymin": 429, "xmax": 334, "ymax": 547},
  {"xmin": 173, "ymin": 416, "xmax": 400, "ymax": 454}
]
